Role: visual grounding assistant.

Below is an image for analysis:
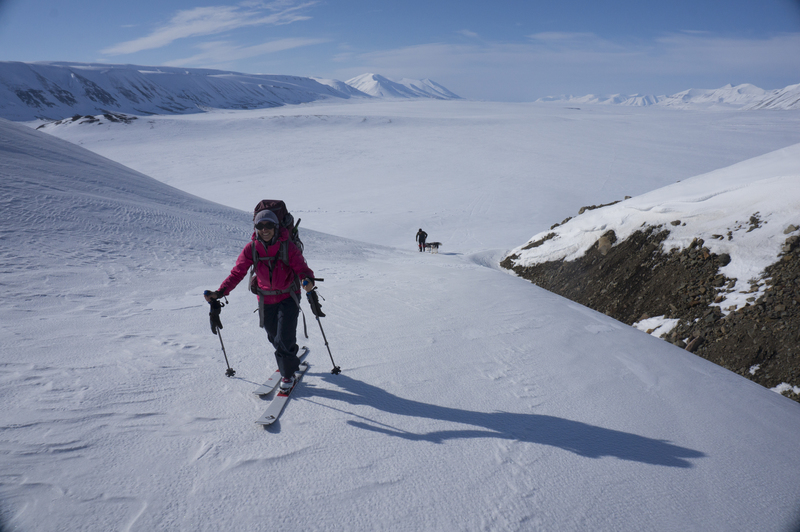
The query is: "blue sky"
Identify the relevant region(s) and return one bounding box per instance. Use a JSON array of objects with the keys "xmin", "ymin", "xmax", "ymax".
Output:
[{"xmin": 1, "ymin": 0, "xmax": 799, "ymax": 100}]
